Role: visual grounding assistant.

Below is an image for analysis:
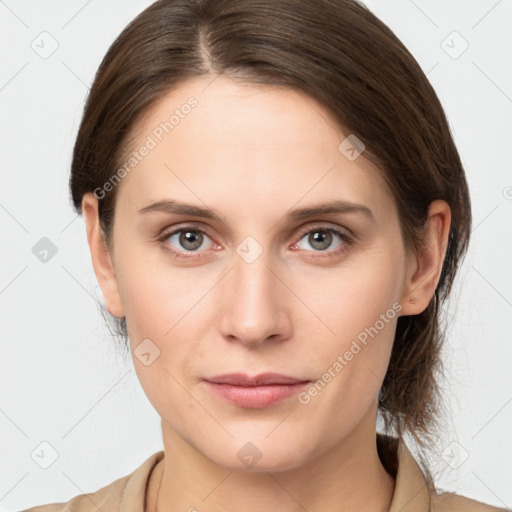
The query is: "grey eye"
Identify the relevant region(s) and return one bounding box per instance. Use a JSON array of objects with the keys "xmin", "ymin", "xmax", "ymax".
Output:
[
  {"xmin": 167, "ymin": 230, "xmax": 212, "ymax": 252},
  {"xmin": 297, "ymin": 229, "xmax": 343, "ymax": 251}
]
